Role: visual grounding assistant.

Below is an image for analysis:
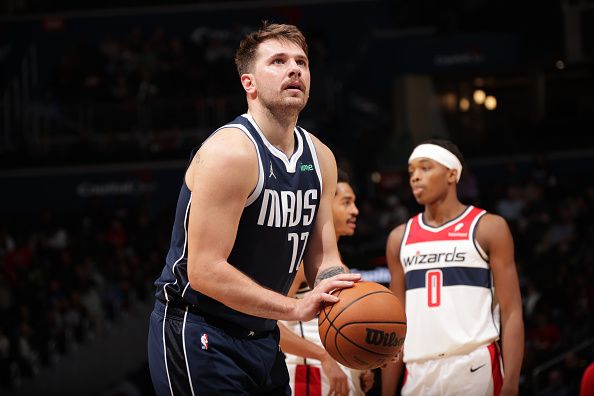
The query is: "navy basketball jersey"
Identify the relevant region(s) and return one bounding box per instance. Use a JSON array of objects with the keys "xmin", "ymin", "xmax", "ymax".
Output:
[{"xmin": 154, "ymin": 113, "xmax": 323, "ymax": 331}]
